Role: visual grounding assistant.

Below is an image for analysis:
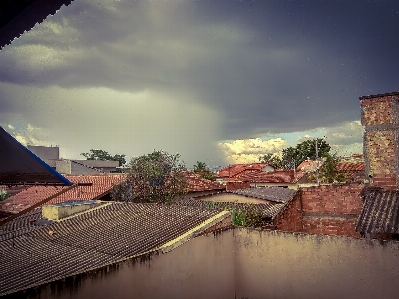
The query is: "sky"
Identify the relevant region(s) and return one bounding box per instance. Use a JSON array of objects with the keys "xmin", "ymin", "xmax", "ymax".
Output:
[{"xmin": 1, "ymin": 0, "xmax": 398, "ymax": 168}]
